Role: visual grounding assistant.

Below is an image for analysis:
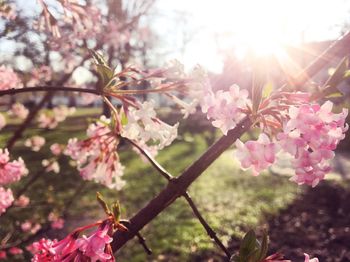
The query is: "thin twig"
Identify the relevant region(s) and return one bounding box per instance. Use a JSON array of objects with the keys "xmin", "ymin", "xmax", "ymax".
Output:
[
  {"xmin": 125, "ymin": 137, "xmax": 173, "ymax": 181},
  {"xmin": 136, "ymin": 232, "xmax": 152, "ymax": 255},
  {"xmin": 183, "ymin": 192, "xmax": 231, "ymax": 259}
]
